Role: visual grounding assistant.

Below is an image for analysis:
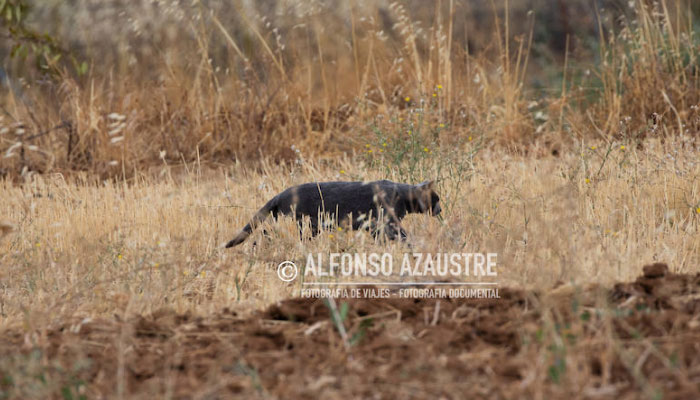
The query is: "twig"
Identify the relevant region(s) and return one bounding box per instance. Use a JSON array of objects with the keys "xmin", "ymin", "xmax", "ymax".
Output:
[{"xmin": 23, "ymin": 120, "xmax": 71, "ymax": 142}]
